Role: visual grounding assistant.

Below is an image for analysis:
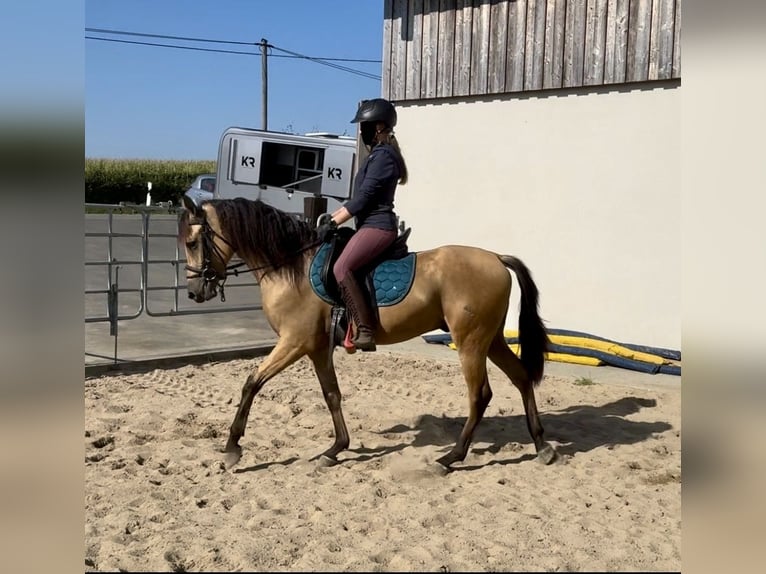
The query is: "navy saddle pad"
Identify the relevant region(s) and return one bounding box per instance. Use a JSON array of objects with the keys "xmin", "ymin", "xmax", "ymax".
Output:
[{"xmin": 309, "ymin": 241, "xmax": 417, "ymax": 307}]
